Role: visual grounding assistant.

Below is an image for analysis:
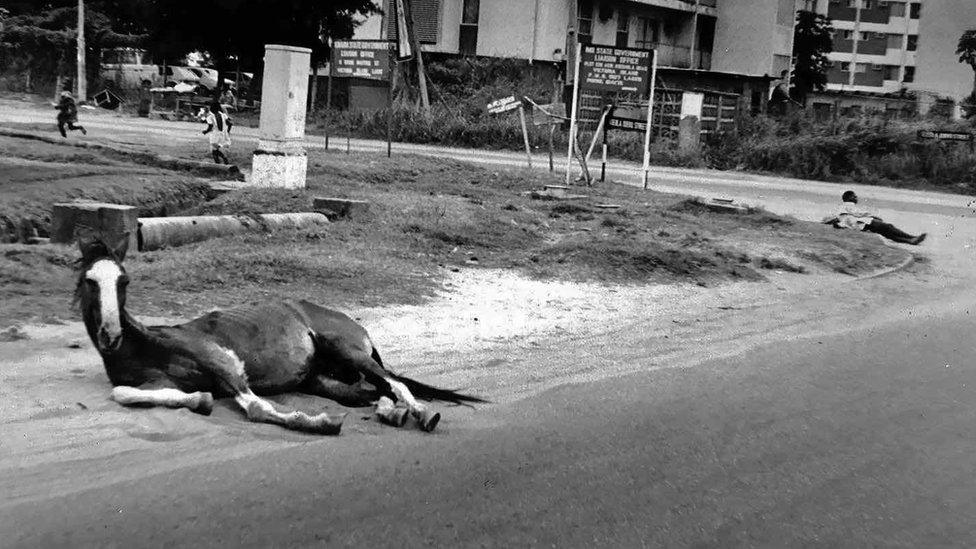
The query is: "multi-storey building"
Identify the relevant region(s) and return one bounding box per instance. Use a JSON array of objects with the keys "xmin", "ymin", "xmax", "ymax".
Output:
[
  {"xmin": 808, "ymin": 0, "xmax": 921, "ymax": 94},
  {"xmin": 354, "ymin": 1, "xmax": 795, "ymax": 77}
]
